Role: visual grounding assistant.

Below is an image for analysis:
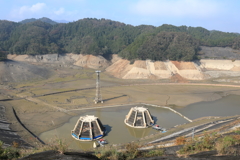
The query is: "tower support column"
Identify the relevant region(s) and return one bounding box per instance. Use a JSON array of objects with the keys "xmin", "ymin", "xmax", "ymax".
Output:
[{"xmin": 94, "ymin": 70, "xmax": 103, "ymax": 104}]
